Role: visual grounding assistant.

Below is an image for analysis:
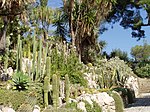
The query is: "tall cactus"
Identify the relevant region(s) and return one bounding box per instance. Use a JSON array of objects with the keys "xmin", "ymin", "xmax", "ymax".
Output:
[
  {"xmin": 36, "ymin": 51, "xmax": 40, "ymax": 80},
  {"xmin": 16, "ymin": 35, "xmax": 20, "ymax": 71},
  {"xmin": 4, "ymin": 48, "xmax": 8, "ymax": 73},
  {"xmin": 46, "ymin": 57, "xmax": 51, "ymax": 78},
  {"xmin": 39, "ymin": 38, "xmax": 42, "ymax": 77},
  {"xmin": 16, "ymin": 35, "xmax": 22, "ymax": 72},
  {"xmin": 19, "ymin": 40, "xmax": 23, "ymax": 72},
  {"xmin": 44, "ymin": 76, "xmax": 49, "ymax": 107},
  {"xmin": 65, "ymin": 74, "xmax": 70, "ymax": 104},
  {"xmin": 43, "ymin": 43, "xmax": 49, "ymax": 76},
  {"xmin": 32, "ymin": 35, "xmax": 37, "ymax": 81},
  {"xmin": 52, "ymin": 74, "xmax": 59, "ymax": 109}
]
